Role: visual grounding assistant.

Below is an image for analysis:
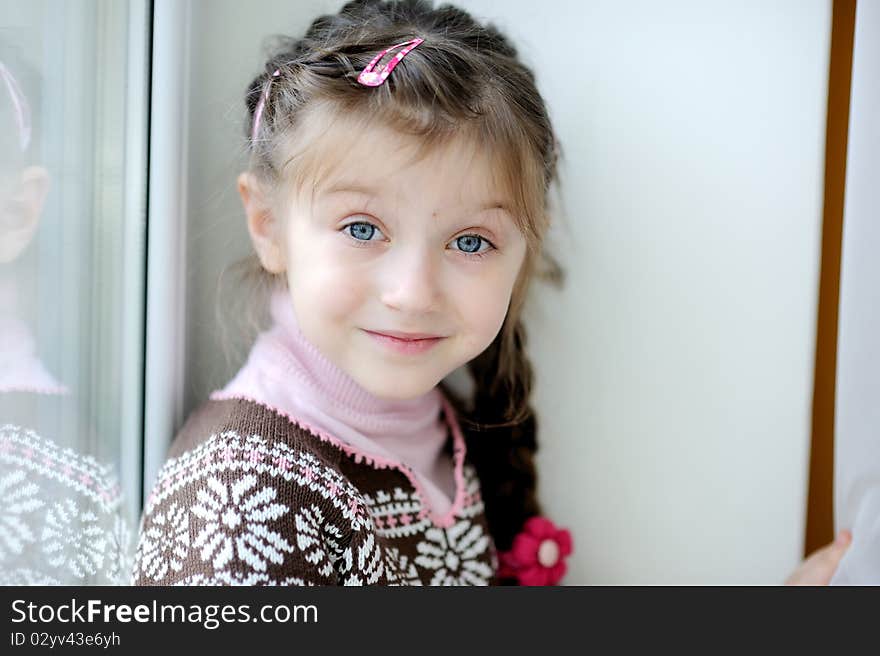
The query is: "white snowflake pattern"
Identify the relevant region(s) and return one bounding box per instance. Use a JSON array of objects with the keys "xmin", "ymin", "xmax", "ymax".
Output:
[
  {"xmin": 338, "ymin": 532, "xmax": 385, "ymax": 585},
  {"xmin": 384, "ymin": 546, "xmax": 423, "ymax": 586},
  {"xmin": 0, "ymin": 469, "xmax": 44, "ymax": 563},
  {"xmin": 414, "ymin": 519, "xmax": 492, "ymax": 585},
  {"xmin": 294, "ymin": 504, "xmax": 341, "ymax": 580},
  {"xmin": 42, "ymin": 499, "xmax": 107, "ymax": 578},
  {"xmin": 191, "ymin": 474, "xmax": 294, "ymax": 572},
  {"xmin": 136, "ymin": 501, "xmax": 189, "ymax": 581}
]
